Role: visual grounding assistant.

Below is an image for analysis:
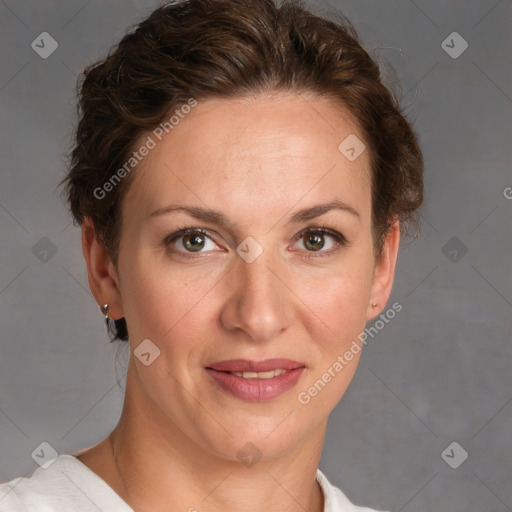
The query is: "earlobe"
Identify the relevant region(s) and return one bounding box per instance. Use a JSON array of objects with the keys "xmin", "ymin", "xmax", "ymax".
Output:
[
  {"xmin": 366, "ymin": 220, "xmax": 400, "ymax": 321},
  {"xmin": 81, "ymin": 217, "xmax": 123, "ymax": 320}
]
